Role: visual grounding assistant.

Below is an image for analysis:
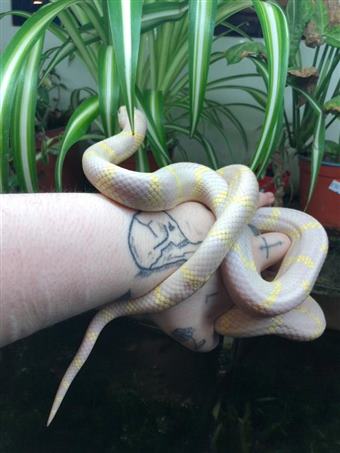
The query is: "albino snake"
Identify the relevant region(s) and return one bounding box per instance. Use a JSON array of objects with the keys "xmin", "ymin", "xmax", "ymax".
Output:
[{"xmin": 47, "ymin": 107, "xmax": 328, "ymax": 425}]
